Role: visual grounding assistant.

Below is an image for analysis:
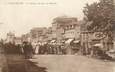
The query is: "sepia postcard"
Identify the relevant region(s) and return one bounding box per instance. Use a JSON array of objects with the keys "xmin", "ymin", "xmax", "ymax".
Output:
[{"xmin": 0, "ymin": 0, "xmax": 115, "ymax": 72}]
